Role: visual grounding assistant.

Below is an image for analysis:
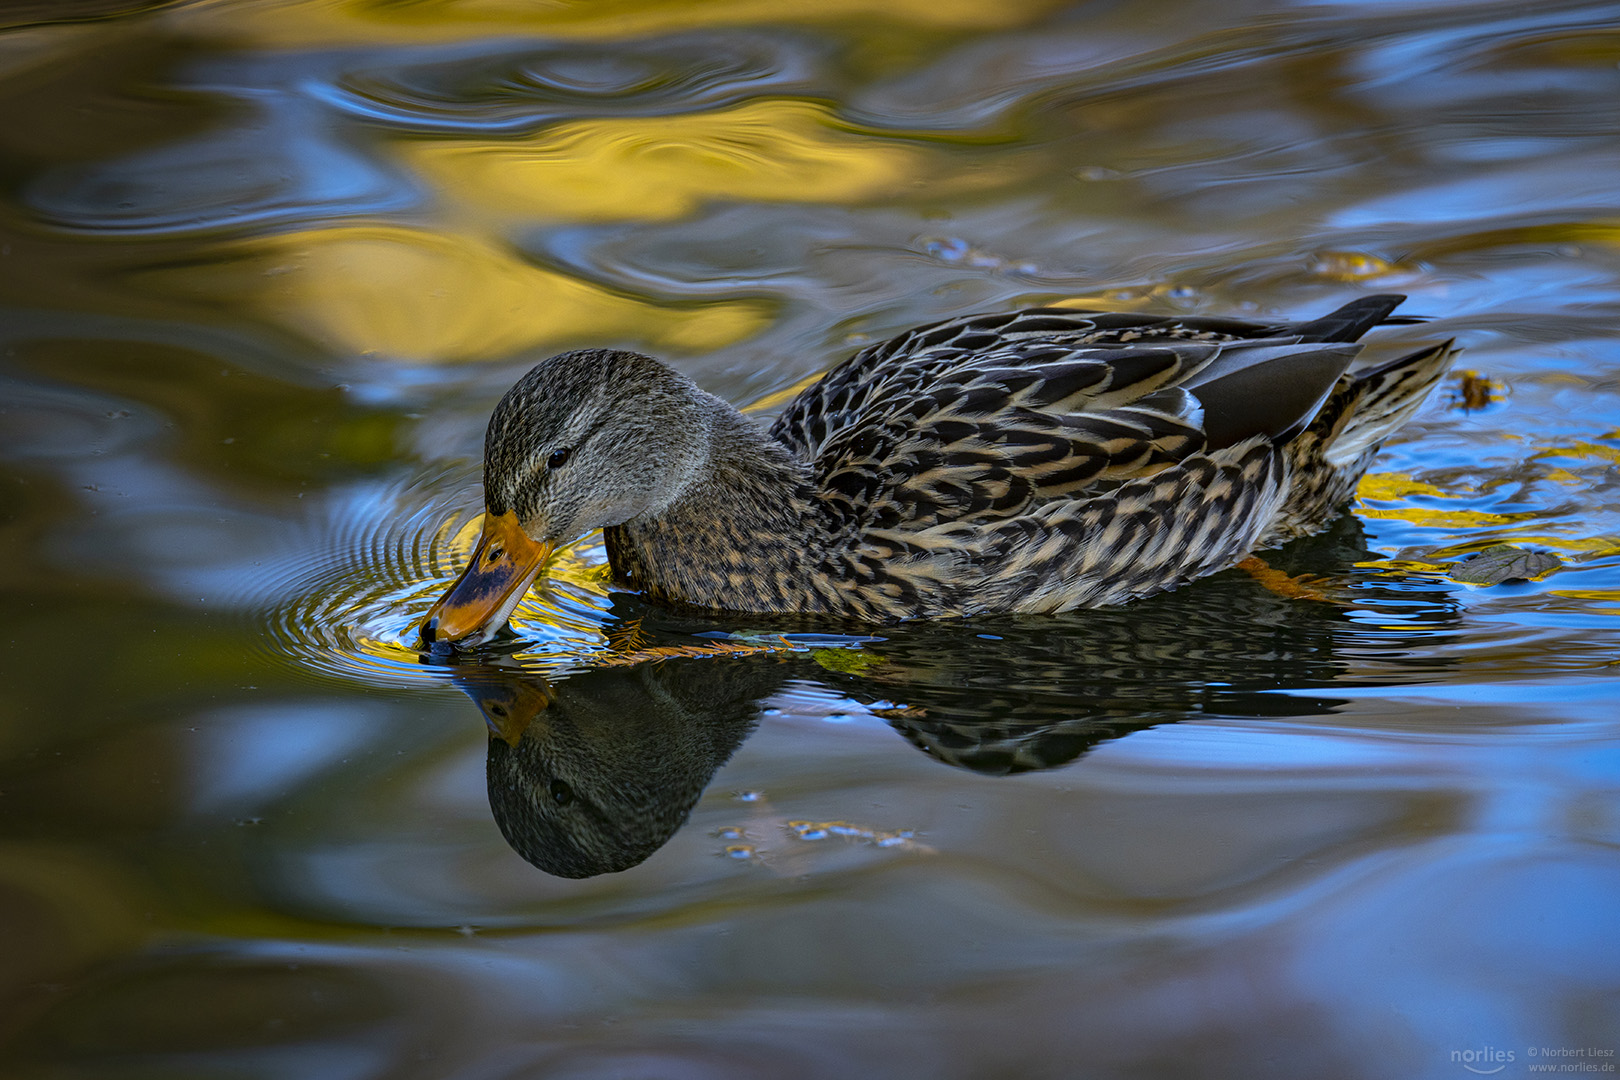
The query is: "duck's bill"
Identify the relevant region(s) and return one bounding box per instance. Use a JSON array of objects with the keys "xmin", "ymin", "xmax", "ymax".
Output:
[{"xmin": 419, "ymin": 511, "xmax": 554, "ymax": 648}]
